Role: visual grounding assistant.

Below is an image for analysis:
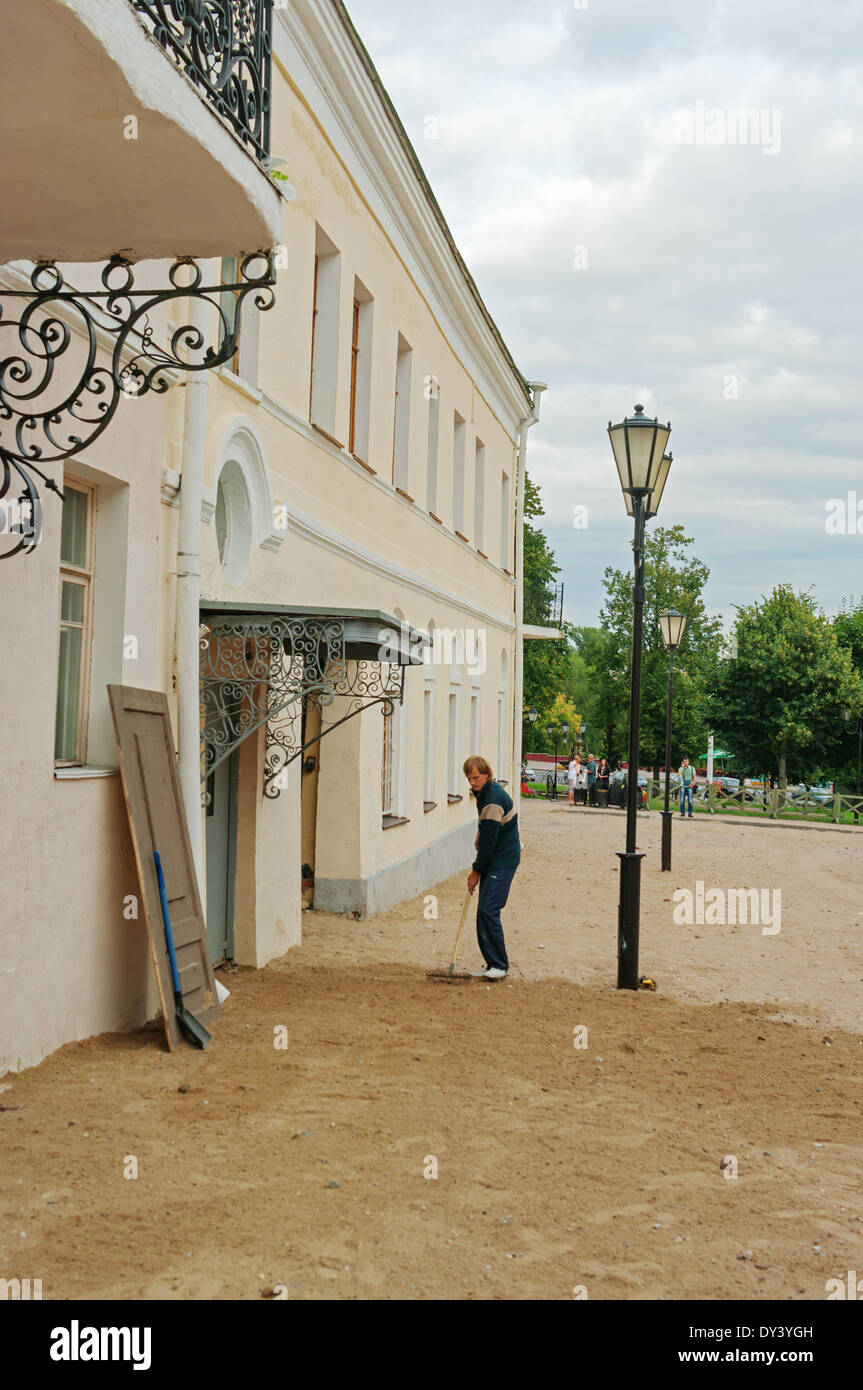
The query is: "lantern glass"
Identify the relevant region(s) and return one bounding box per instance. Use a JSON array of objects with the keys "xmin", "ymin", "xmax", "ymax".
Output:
[
  {"xmin": 646, "ymin": 452, "xmax": 673, "ymax": 519},
  {"xmin": 528, "ymin": 706, "xmax": 538, "ymax": 724},
  {"xmin": 659, "ymin": 607, "xmax": 687, "ymax": 651}
]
